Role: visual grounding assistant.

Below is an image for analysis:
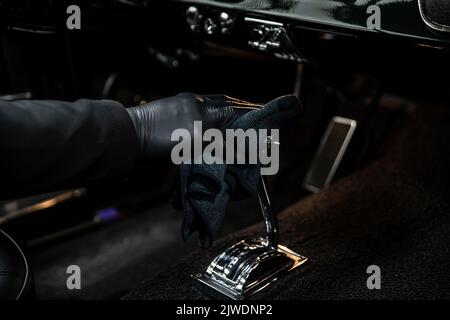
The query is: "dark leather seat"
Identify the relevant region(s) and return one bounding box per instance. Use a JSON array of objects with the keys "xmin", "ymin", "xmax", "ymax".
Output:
[{"xmin": 0, "ymin": 229, "xmax": 33, "ymax": 300}]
